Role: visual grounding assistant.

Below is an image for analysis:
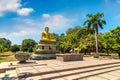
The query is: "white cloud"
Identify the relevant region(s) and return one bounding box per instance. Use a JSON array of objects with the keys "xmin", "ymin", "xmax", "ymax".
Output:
[
  {"xmin": 0, "ymin": 32, "xmax": 8, "ymax": 38},
  {"xmin": 0, "ymin": 24, "xmax": 40, "ymax": 38},
  {"xmin": 0, "ymin": 14, "xmax": 73, "ymax": 37},
  {"xmin": 0, "ymin": 14, "xmax": 74, "ymax": 37},
  {"xmin": 42, "ymin": 14, "xmax": 51, "ymax": 18},
  {"xmin": 0, "ymin": 14, "xmax": 74, "ymax": 44},
  {"xmin": 9, "ymin": 30, "xmax": 29, "ymax": 37},
  {"xmin": 42, "ymin": 14, "xmax": 72, "ymax": 30},
  {"xmin": 16, "ymin": 25, "xmax": 41, "ymax": 34},
  {"xmin": 14, "ymin": 14, "xmax": 73, "ymax": 30},
  {"xmin": 0, "ymin": 0, "xmax": 21, "ymax": 16},
  {"xmin": 0, "ymin": 0, "xmax": 34, "ymax": 16},
  {"xmin": 0, "ymin": 26, "xmax": 40, "ymax": 44},
  {"xmin": 17, "ymin": 8, "xmax": 34, "ymax": 16}
]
